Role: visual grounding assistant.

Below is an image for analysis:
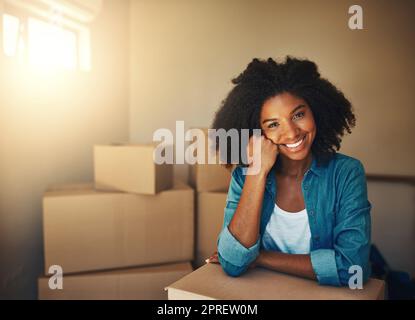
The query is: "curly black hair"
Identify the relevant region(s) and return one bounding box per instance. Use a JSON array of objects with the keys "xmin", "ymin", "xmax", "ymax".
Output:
[{"xmin": 211, "ymin": 56, "xmax": 356, "ymax": 166}]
